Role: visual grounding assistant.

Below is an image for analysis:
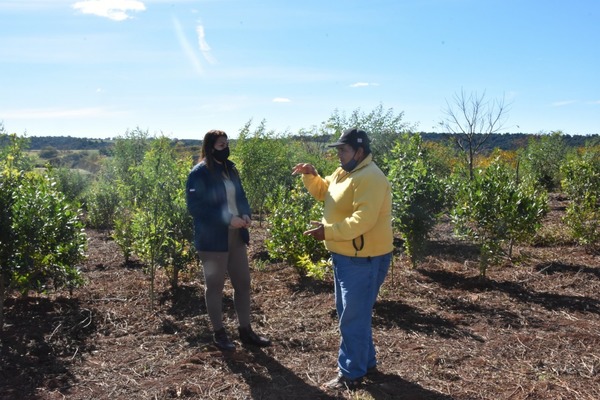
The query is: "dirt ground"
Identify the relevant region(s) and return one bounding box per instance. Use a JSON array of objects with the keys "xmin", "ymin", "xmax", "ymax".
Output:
[{"xmin": 1, "ymin": 195, "xmax": 599, "ymax": 400}]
